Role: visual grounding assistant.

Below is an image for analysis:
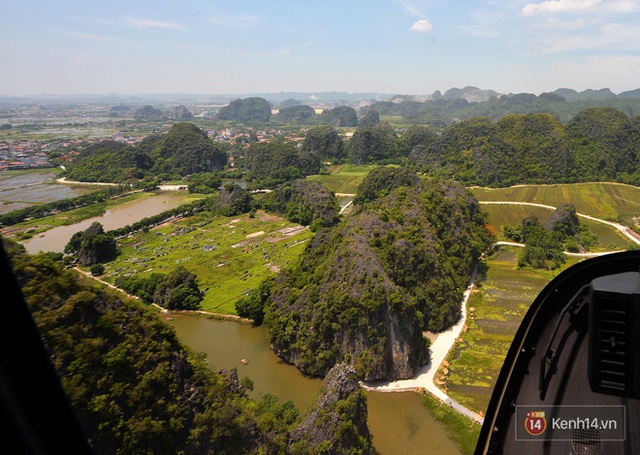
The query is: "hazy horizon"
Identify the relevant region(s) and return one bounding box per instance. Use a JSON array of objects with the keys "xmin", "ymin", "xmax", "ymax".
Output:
[{"xmin": 2, "ymin": 1, "xmax": 640, "ymax": 97}]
